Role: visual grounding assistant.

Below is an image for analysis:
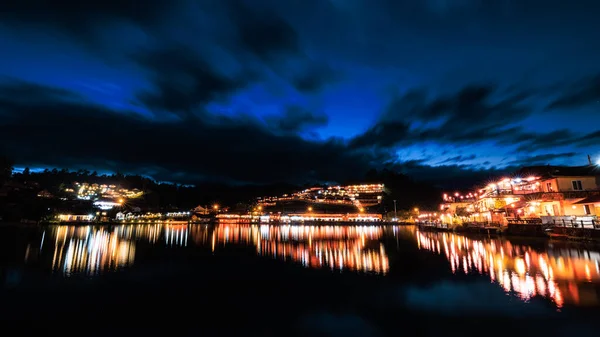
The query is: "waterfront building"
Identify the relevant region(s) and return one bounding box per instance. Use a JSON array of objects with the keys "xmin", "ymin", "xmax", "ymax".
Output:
[
  {"xmin": 56, "ymin": 214, "xmax": 95, "ymax": 222},
  {"xmin": 440, "ymin": 165, "xmax": 600, "ymax": 226}
]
